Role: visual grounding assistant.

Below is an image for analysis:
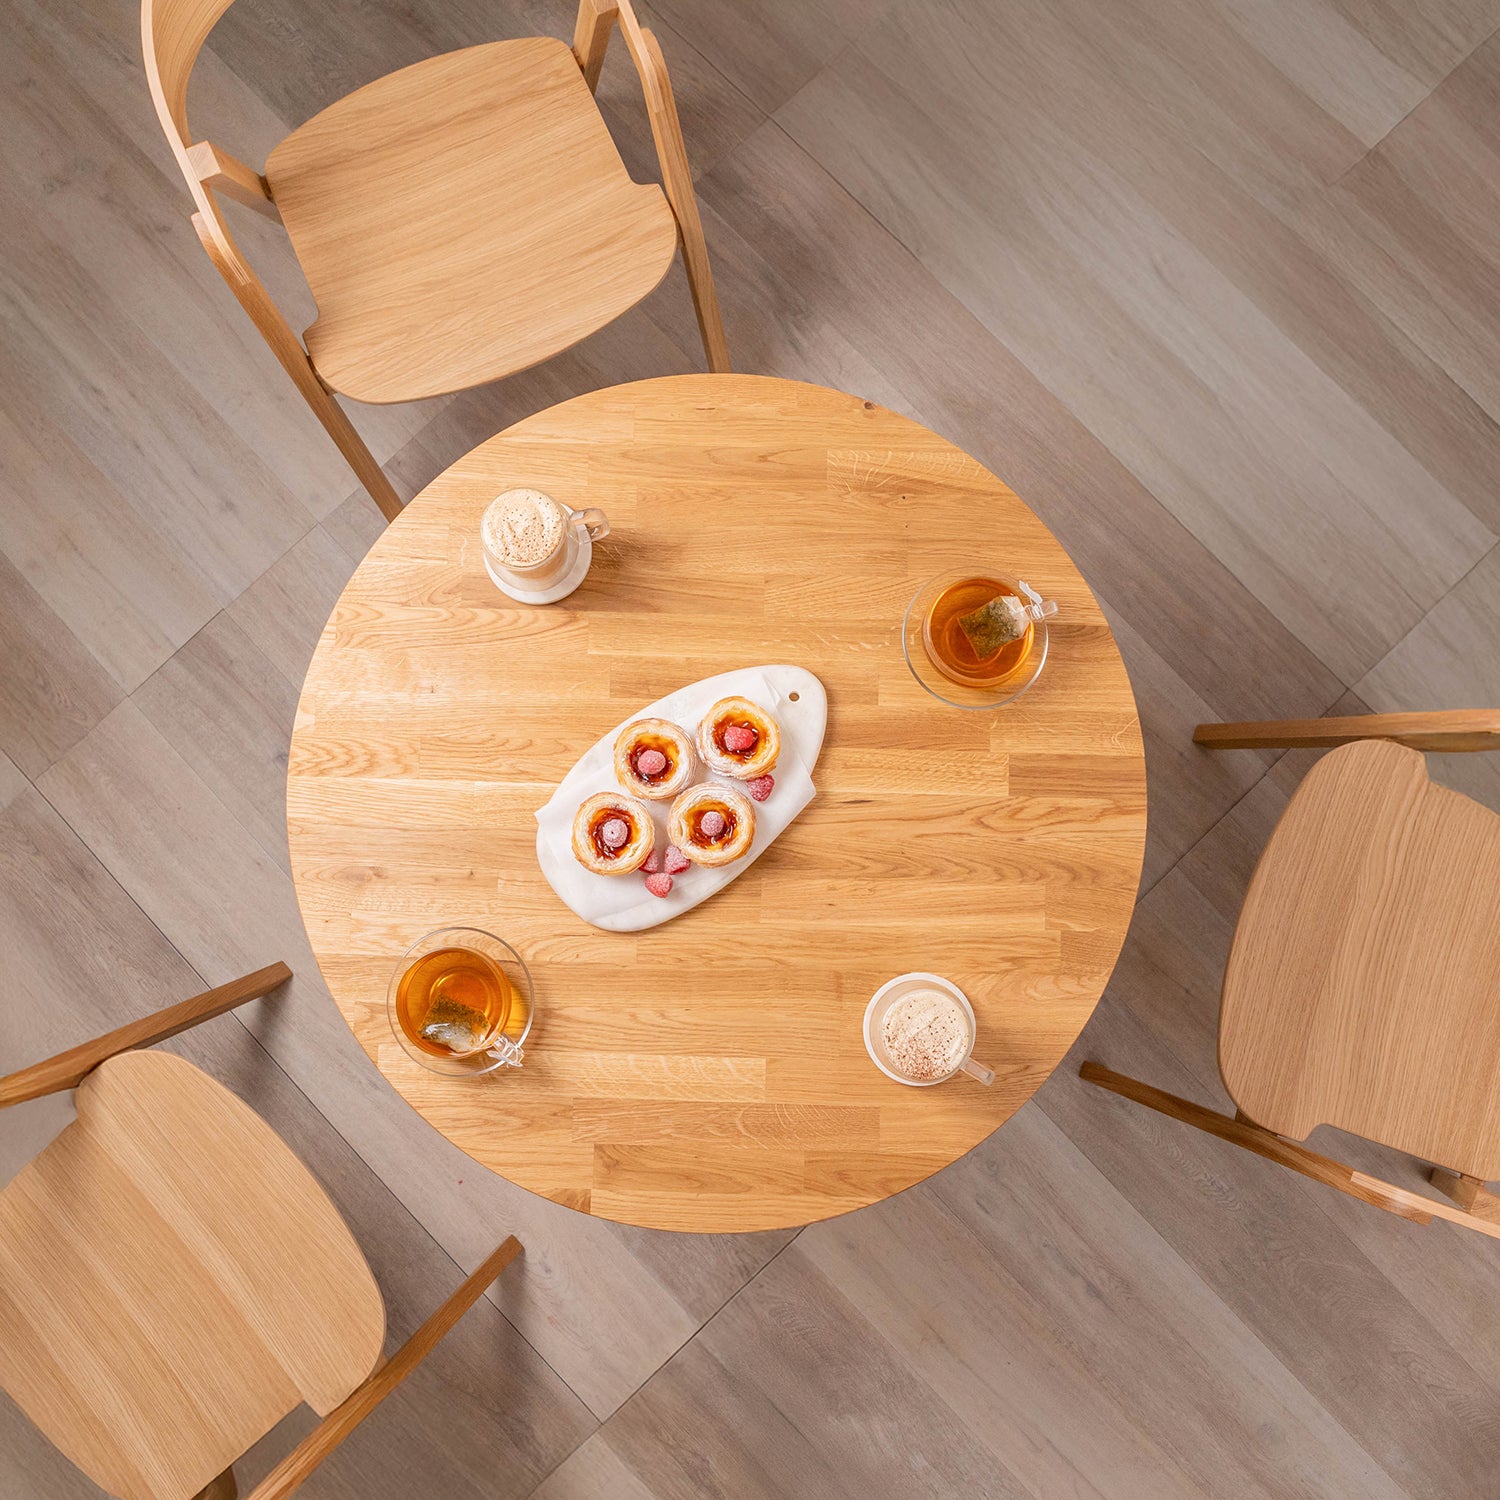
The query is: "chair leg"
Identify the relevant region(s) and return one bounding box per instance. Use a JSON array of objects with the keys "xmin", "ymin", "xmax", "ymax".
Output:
[
  {"xmin": 292, "ymin": 372, "xmax": 405, "ymax": 525},
  {"xmin": 677, "ymin": 221, "xmax": 731, "ymax": 374},
  {"xmin": 194, "ymin": 1468, "xmax": 237, "ymax": 1500},
  {"xmin": 191, "ymin": 211, "xmax": 404, "ymax": 525},
  {"xmin": 243, "ymin": 1237, "xmax": 523, "ymax": 1500},
  {"xmin": 1078, "ymin": 1062, "xmax": 1438, "ymax": 1224},
  {"xmin": 572, "ymin": 0, "xmax": 618, "ymax": 91},
  {"xmin": 632, "ymin": 31, "xmax": 731, "ymax": 374},
  {"xmin": 1431, "ymin": 1168, "xmax": 1486, "ymax": 1211},
  {"xmin": 1081, "ymin": 1063, "xmax": 1500, "ymax": 1242},
  {"xmin": 1430, "ymin": 1170, "xmax": 1500, "ymax": 1227}
]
